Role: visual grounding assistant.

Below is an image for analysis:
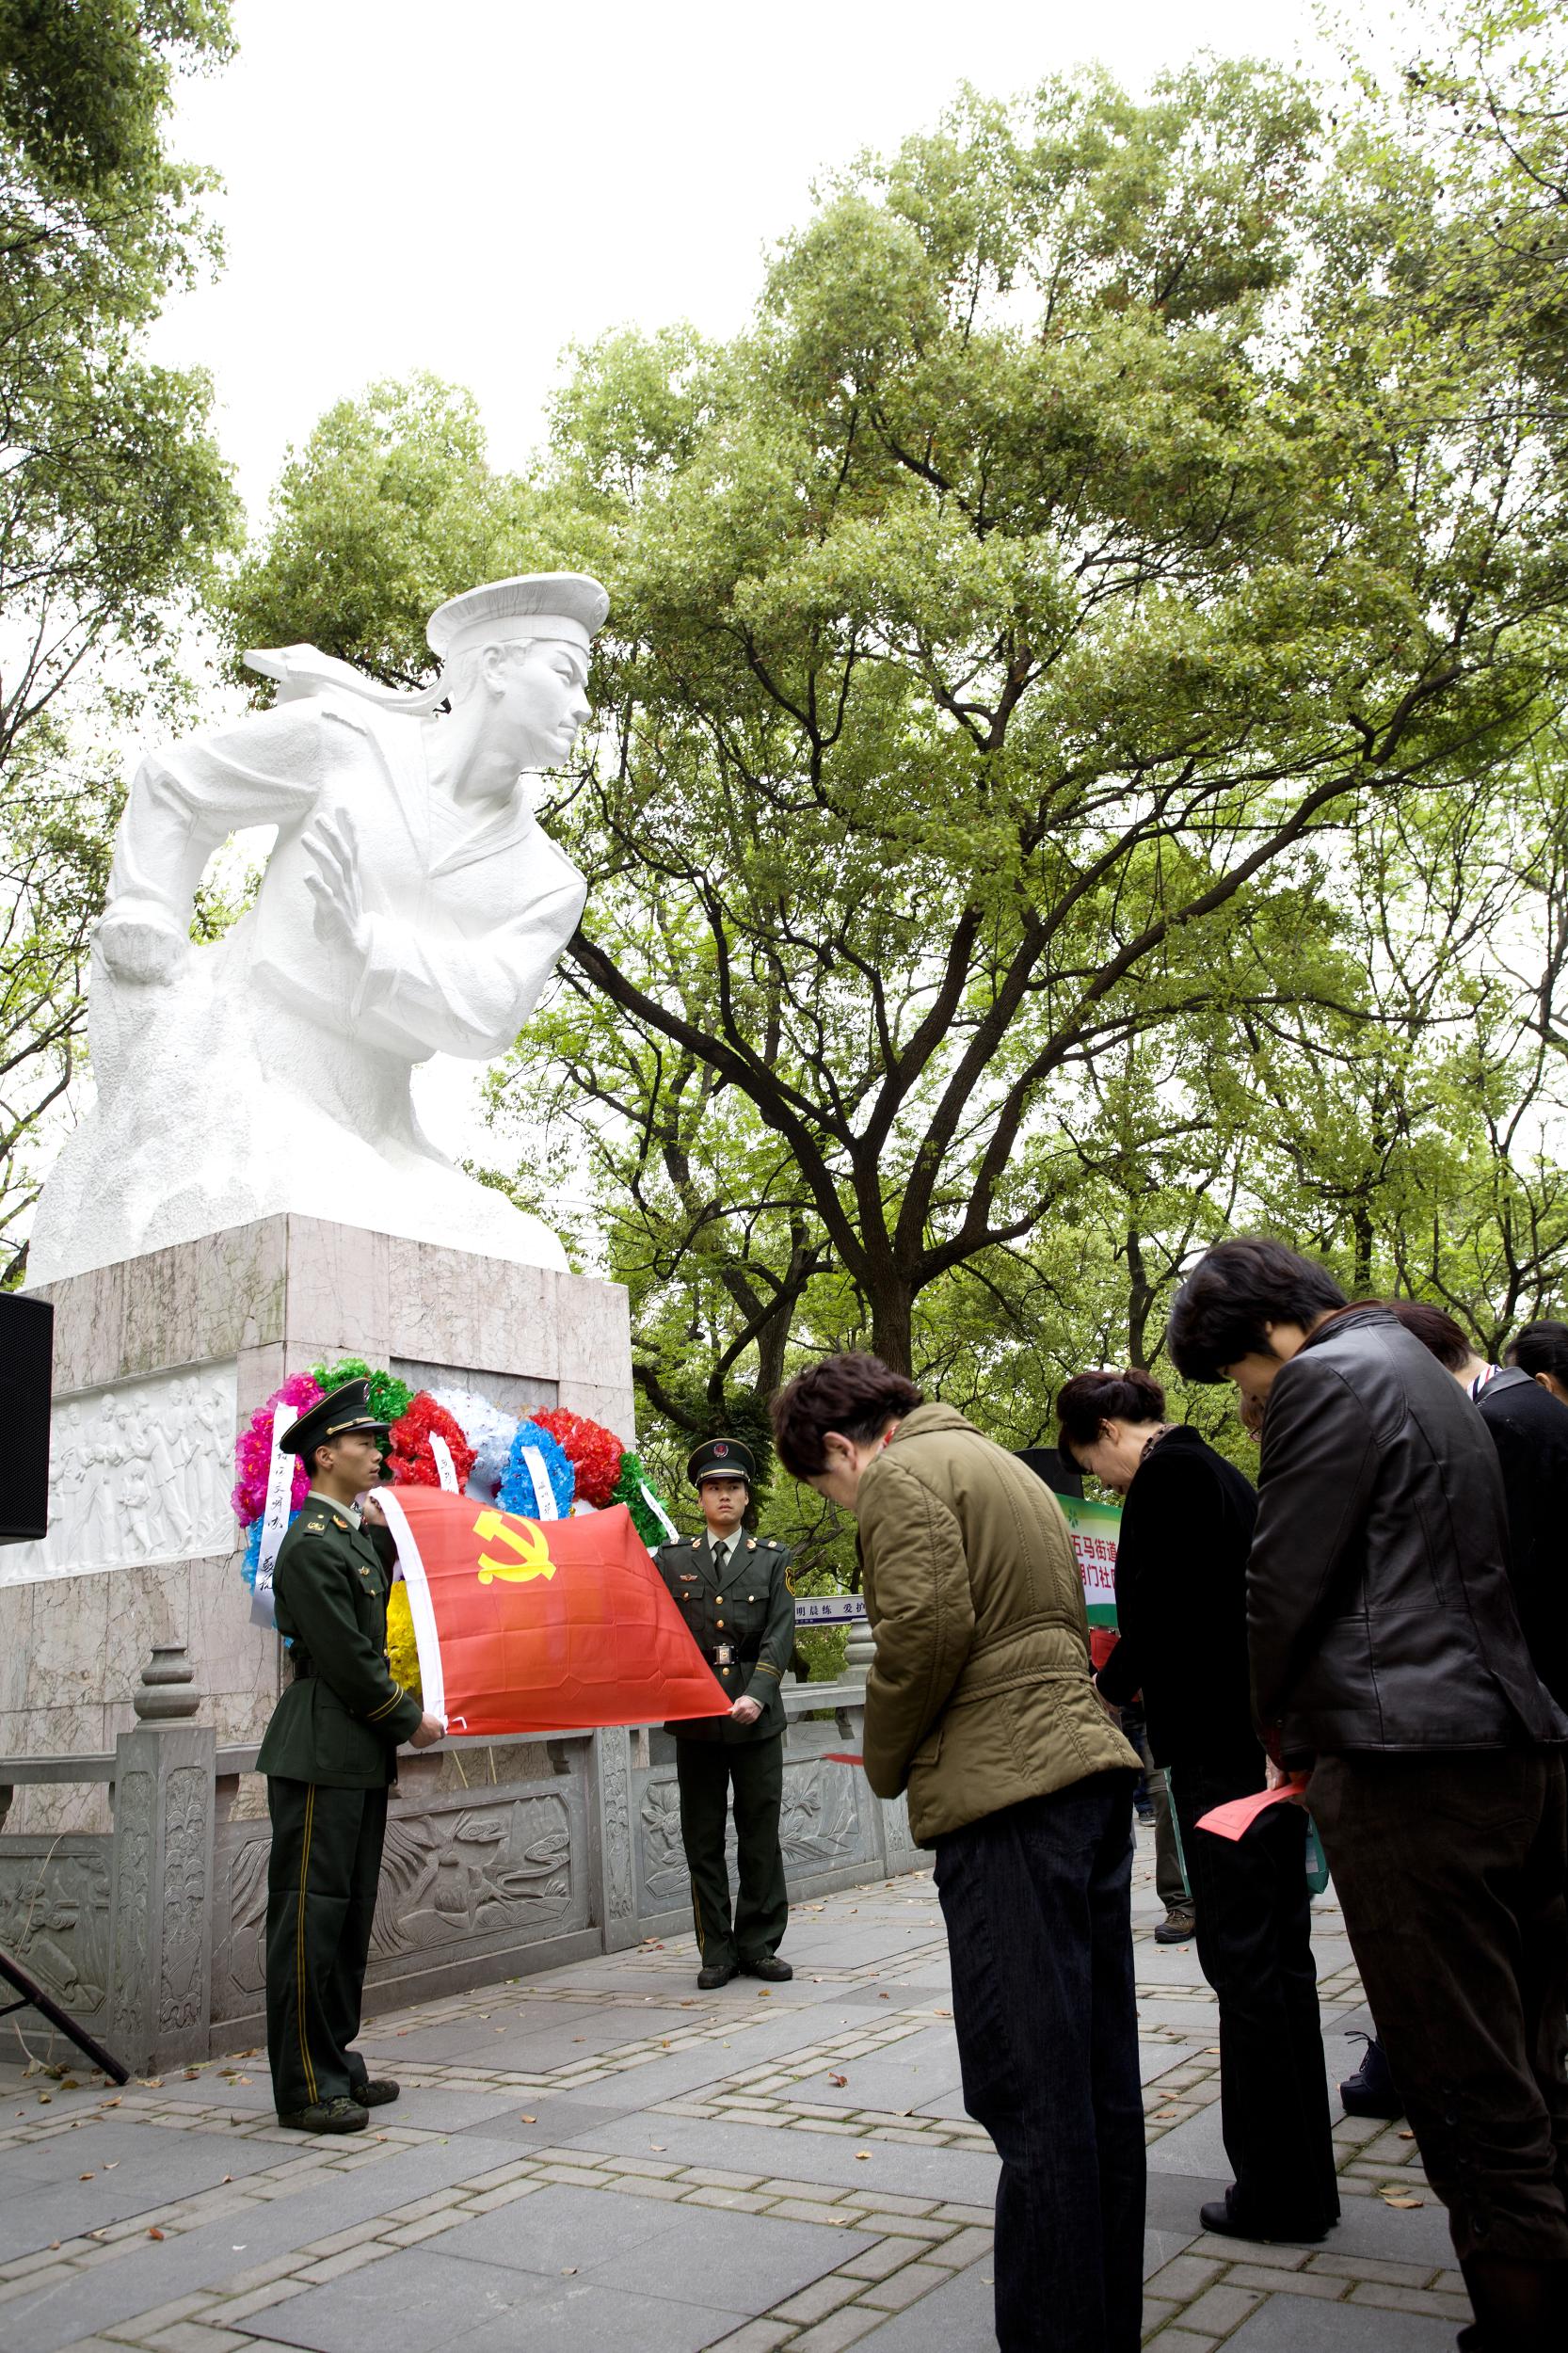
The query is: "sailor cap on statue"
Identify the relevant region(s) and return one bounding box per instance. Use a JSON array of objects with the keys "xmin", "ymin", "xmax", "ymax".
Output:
[
  {"xmin": 280, "ymin": 1379, "xmax": 390, "ymax": 1459},
  {"xmin": 426, "ymin": 572, "xmax": 610, "ymax": 664},
  {"xmin": 688, "ymin": 1436, "xmax": 757, "ymax": 1488}
]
